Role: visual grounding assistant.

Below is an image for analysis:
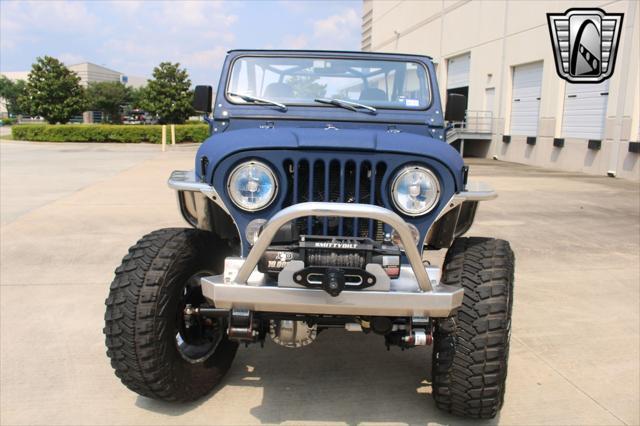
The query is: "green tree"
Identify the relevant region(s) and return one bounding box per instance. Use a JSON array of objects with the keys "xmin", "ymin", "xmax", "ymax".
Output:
[
  {"xmin": 0, "ymin": 76, "xmax": 28, "ymax": 116},
  {"xmin": 129, "ymin": 86, "xmax": 148, "ymax": 110},
  {"xmin": 143, "ymin": 62, "xmax": 193, "ymax": 124},
  {"xmin": 21, "ymin": 56, "xmax": 85, "ymax": 124},
  {"xmin": 285, "ymin": 76, "xmax": 327, "ymax": 99},
  {"xmin": 86, "ymin": 81, "xmax": 131, "ymax": 123}
]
